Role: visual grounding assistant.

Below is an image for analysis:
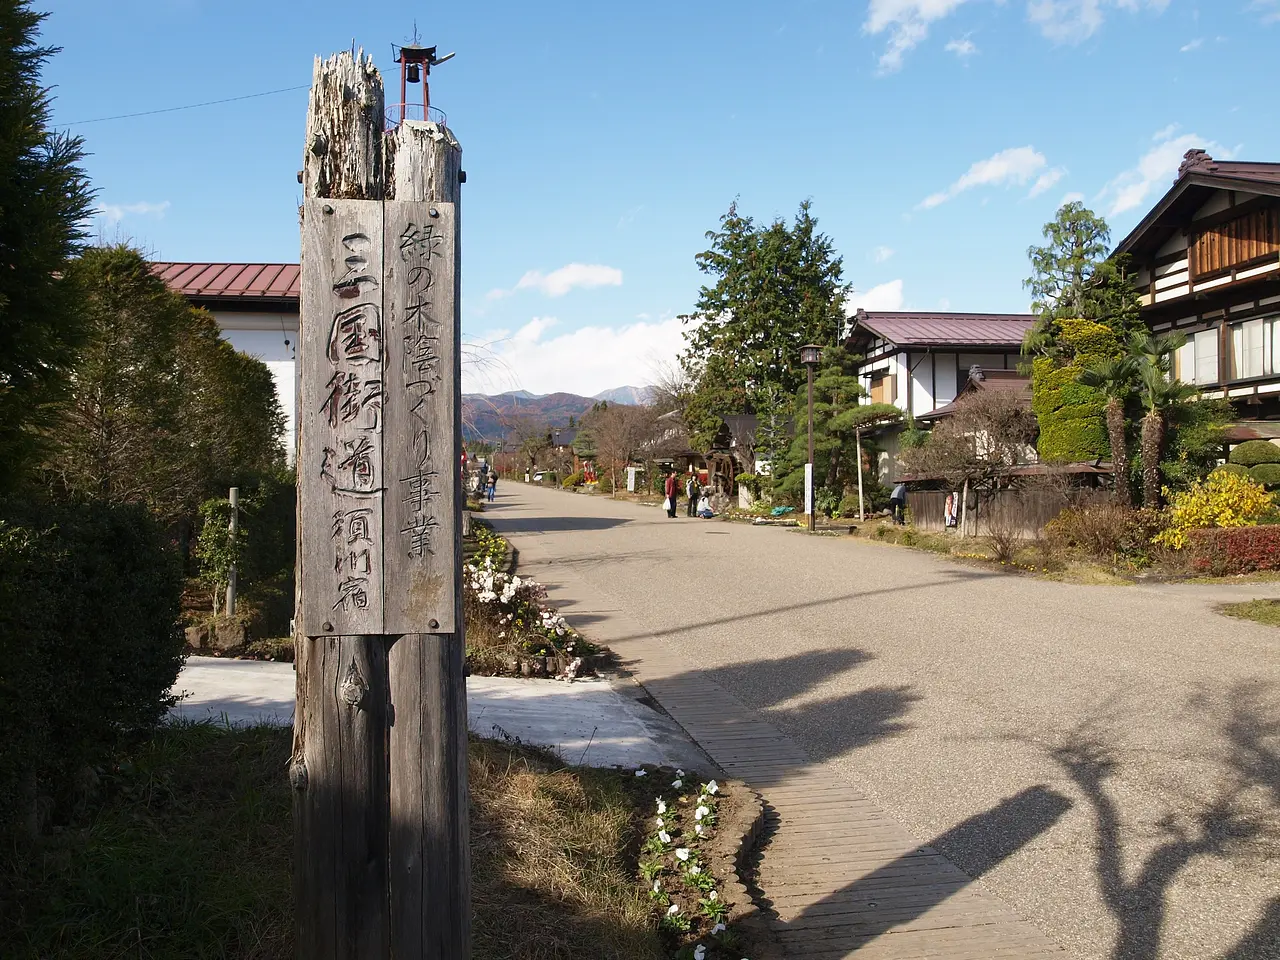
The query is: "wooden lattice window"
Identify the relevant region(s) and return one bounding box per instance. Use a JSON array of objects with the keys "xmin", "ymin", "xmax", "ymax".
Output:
[{"xmin": 1193, "ymin": 206, "xmax": 1280, "ymax": 276}]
